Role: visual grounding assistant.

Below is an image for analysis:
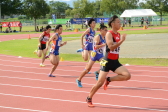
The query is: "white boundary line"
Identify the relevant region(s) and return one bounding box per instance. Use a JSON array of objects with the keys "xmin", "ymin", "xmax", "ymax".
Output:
[
  {"xmin": 0, "ymin": 64, "xmax": 168, "ymax": 78},
  {"xmin": 0, "ymin": 83, "xmax": 168, "ymax": 101},
  {"xmin": 0, "ymin": 59, "xmax": 168, "ymax": 73},
  {"xmin": 0, "ymin": 106, "xmax": 50, "ymax": 112},
  {"xmin": 0, "ymin": 75, "xmax": 168, "ymax": 92},
  {"xmin": 0, "ymin": 54, "xmax": 168, "ymax": 69},
  {"xmin": 0, "ymin": 69, "xmax": 167, "ymax": 84},
  {"xmin": 0, "ymin": 93, "xmax": 167, "ymax": 112}
]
